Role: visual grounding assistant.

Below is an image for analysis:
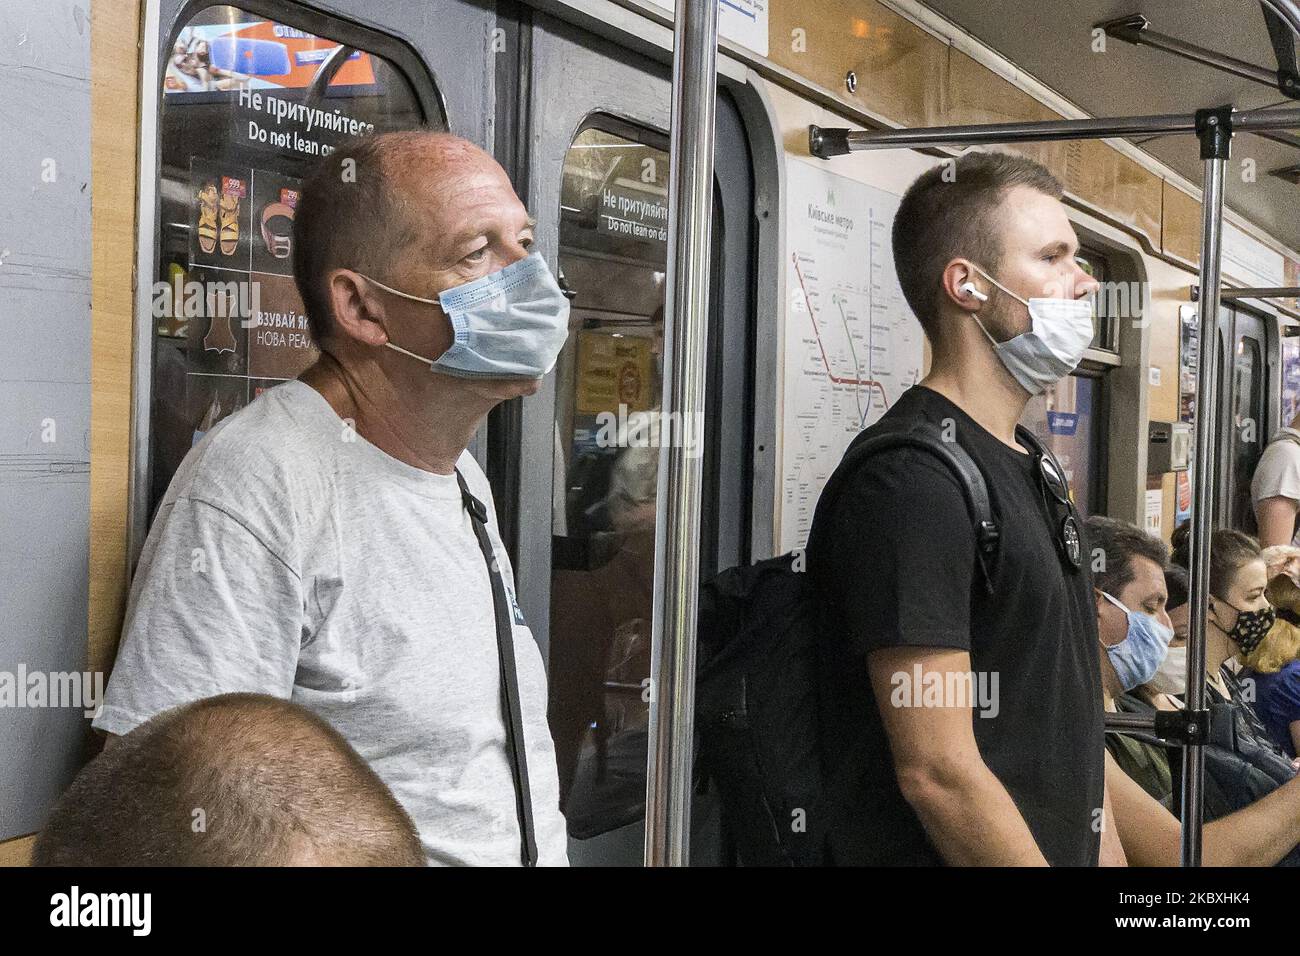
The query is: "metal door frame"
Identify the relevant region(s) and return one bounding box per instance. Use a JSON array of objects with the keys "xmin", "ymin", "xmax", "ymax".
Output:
[
  {"xmin": 508, "ymin": 11, "xmax": 758, "ymax": 663},
  {"xmin": 1216, "ymin": 302, "xmax": 1278, "ymax": 529}
]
